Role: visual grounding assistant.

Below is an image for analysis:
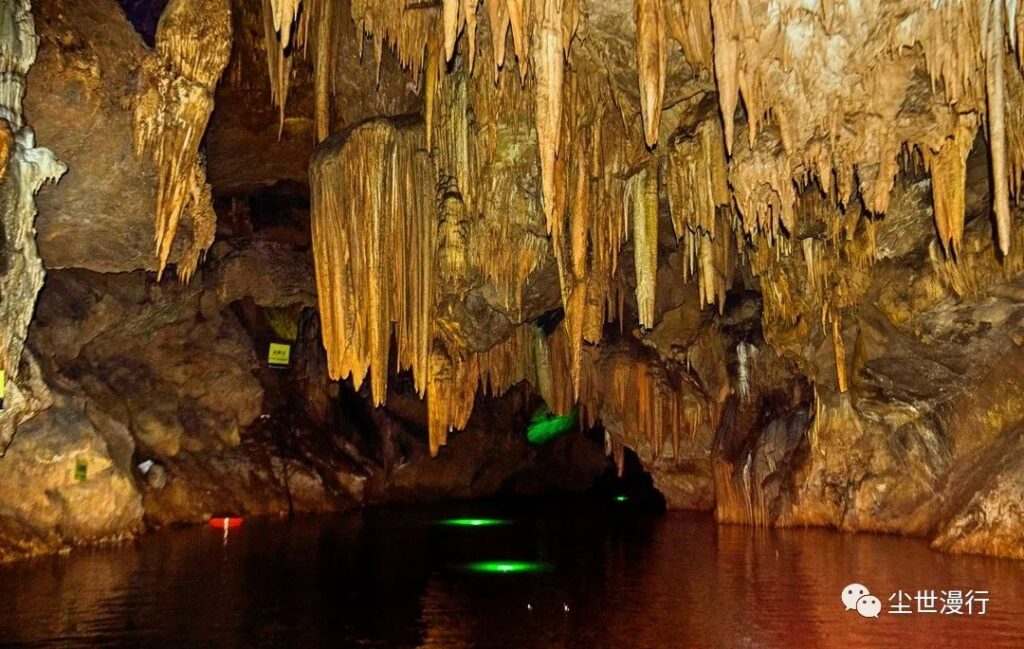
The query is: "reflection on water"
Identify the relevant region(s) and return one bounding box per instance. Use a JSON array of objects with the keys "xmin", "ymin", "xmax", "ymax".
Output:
[{"xmin": 0, "ymin": 500, "xmax": 1022, "ymax": 648}]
